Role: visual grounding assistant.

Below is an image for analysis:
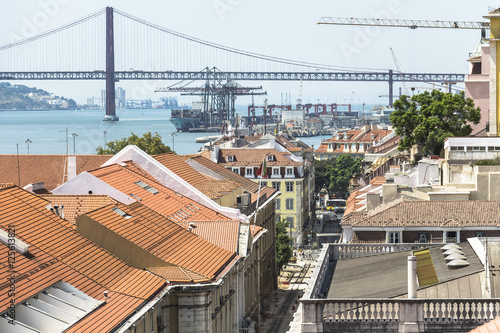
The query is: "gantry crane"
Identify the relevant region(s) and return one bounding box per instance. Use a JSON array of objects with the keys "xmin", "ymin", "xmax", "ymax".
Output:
[
  {"xmin": 317, "ymin": 11, "xmax": 500, "ymax": 136},
  {"xmin": 156, "ymin": 67, "xmax": 266, "ymax": 127}
]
